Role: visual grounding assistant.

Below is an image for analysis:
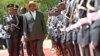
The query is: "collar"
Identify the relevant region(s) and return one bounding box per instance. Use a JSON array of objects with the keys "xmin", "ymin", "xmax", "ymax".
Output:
[{"xmin": 31, "ymin": 10, "xmax": 36, "ymax": 13}]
